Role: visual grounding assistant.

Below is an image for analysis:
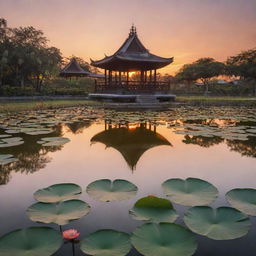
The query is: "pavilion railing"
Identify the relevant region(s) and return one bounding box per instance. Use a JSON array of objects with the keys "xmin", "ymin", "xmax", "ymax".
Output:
[{"xmin": 95, "ymin": 81, "xmax": 170, "ymax": 94}]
